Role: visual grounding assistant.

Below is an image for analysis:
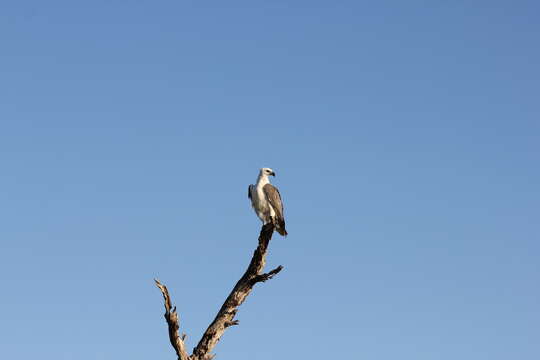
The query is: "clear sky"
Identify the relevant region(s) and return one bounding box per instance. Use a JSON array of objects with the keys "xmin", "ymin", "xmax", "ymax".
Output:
[{"xmin": 1, "ymin": 1, "xmax": 539, "ymax": 359}]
